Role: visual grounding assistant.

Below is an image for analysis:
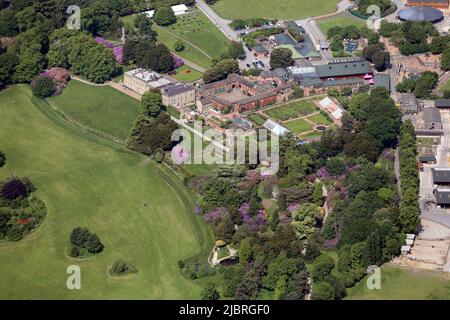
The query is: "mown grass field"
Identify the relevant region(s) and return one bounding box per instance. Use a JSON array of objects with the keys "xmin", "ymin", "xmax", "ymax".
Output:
[
  {"xmin": 263, "ymin": 99, "xmax": 318, "ymax": 122},
  {"xmin": 306, "ymin": 113, "xmax": 332, "ymax": 125},
  {"xmin": 120, "ymin": 14, "xmax": 213, "ymax": 69},
  {"xmin": 163, "ymin": 9, "xmax": 230, "ymax": 59},
  {"xmin": 49, "ymin": 80, "xmax": 141, "ymax": 140},
  {"xmin": 211, "ymin": 0, "xmax": 339, "ymax": 20},
  {"xmin": 0, "ymin": 85, "xmax": 211, "ymax": 299},
  {"xmin": 438, "ymin": 79, "xmax": 450, "ymax": 95},
  {"xmin": 171, "ymin": 65, "xmax": 203, "ymax": 82},
  {"xmin": 284, "ymin": 118, "xmax": 313, "ymax": 134},
  {"xmin": 346, "ymin": 265, "xmax": 450, "ymax": 300},
  {"xmin": 318, "ymin": 14, "xmax": 366, "ymax": 36}
]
